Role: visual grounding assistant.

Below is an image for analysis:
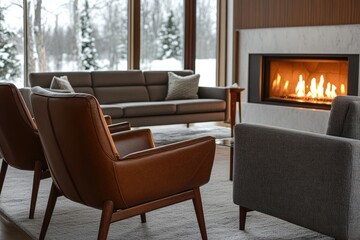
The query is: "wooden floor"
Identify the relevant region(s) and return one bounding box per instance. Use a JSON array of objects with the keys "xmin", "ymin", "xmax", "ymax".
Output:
[{"xmin": 0, "ymin": 212, "xmax": 32, "ymax": 240}]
